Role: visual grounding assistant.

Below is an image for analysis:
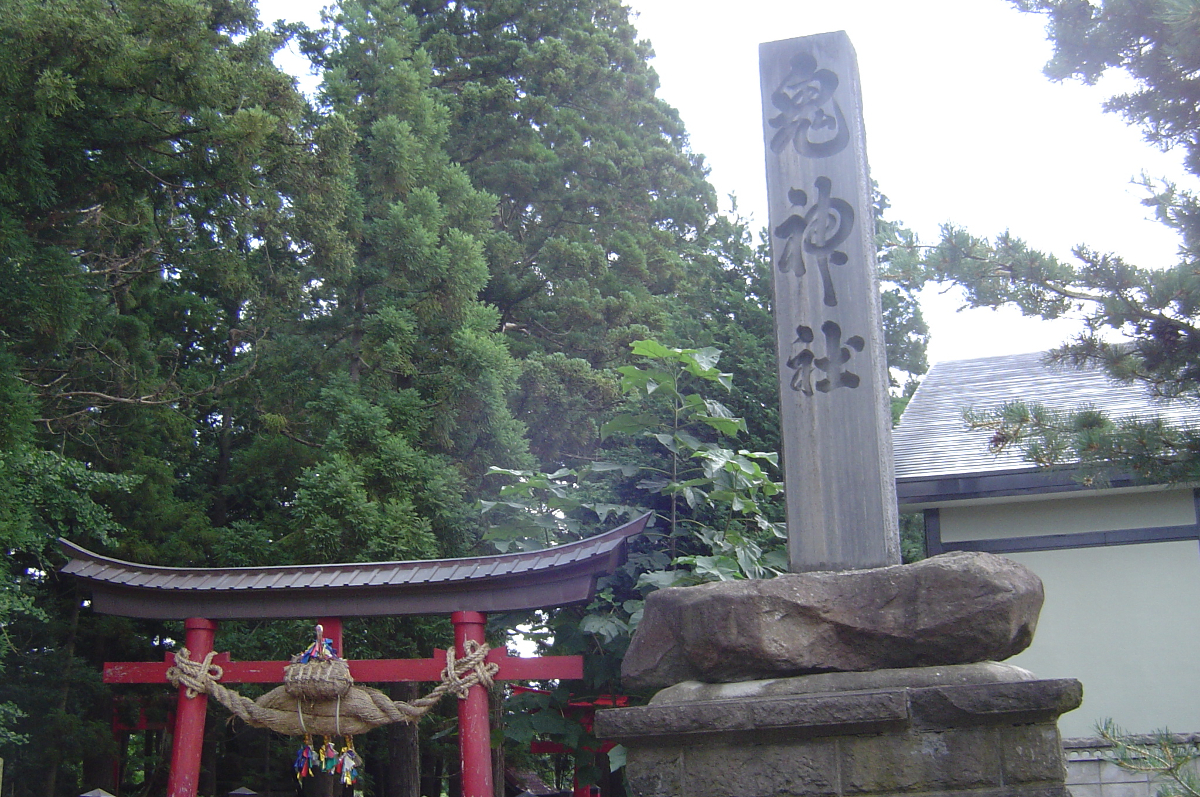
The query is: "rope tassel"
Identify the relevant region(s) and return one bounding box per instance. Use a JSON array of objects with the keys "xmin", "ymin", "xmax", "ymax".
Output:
[{"xmin": 293, "ymin": 735, "xmax": 316, "ymax": 780}]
